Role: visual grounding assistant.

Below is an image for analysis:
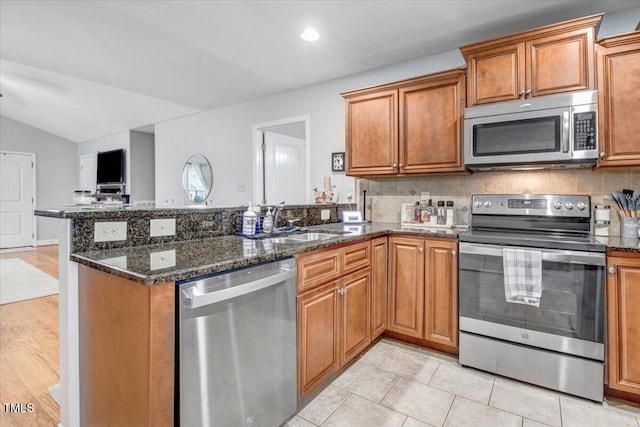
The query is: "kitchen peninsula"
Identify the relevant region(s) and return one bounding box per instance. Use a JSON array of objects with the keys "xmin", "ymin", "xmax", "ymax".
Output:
[{"xmin": 36, "ymin": 202, "xmax": 640, "ymax": 426}]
